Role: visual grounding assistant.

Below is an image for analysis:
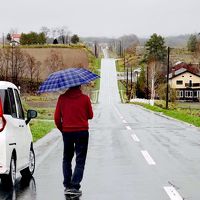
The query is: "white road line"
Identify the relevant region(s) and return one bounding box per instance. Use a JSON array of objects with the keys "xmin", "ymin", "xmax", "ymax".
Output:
[
  {"xmin": 164, "ymin": 186, "xmax": 183, "ymax": 200},
  {"xmin": 141, "ymin": 150, "xmax": 156, "ymax": 165},
  {"xmin": 113, "ymin": 106, "xmax": 123, "ymax": 119},
  {"xmin": 131, "ymin": 134, "xmax": 140, "ymax": 142},
  {"xmin": 123, "ymin": 119, "xmax": 127, "ymax": 123},
  {"xmin": 126, "ymin": 126, "xmax": 132, "ymax": 130}
]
